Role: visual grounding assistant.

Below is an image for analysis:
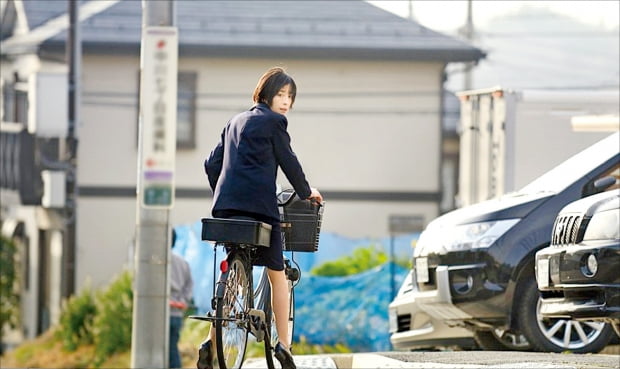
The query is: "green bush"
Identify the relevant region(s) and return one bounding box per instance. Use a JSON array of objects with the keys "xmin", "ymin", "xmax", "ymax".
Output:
[
  {"xmin": 0, "ymin": 235, "xmax": 19, "ymax": 344},
  {"xmin": 55, "ymin": 286, "xmax": 97, "ymax": 351},
  {"xmin": 310, "ymin": 244, "xmax": 412, "ymax": 277},
  {"xmin": 92, "ymin": 271, "xmax": 133, "ymax": 367},
  {"xmin": 310, "ymin": 245, "xmax": 389, "ymax": 276}
]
